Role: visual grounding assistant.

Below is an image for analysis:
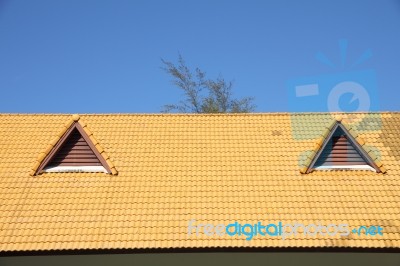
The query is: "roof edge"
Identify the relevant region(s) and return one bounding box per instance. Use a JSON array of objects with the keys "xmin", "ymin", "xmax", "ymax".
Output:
[
  {"xmin": 1, "ymin": 111, "xmax": 400, "ymax": 116},
  {"xmin": 1, "ymin": 246, "xmax": 399, "ymax": 256}
]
